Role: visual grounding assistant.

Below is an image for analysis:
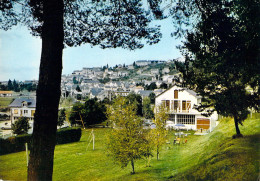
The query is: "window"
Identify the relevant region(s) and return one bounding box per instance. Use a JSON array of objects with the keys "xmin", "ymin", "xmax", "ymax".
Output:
[
  {"xmin": 171, "ymin": 101, "xmax": 174, "ymax": 111},
  {"xmin": 31, "ymin": 110, "xmax": 35, "ymax": 116},
  {"xmin": 14, "ymin": 109, "xmax": 18, "ymax": 114},
  {"xmin": 24, "ymin": 110, "xmax": 28, "ymax": 114},
  {"xmin": 166, "ymin": 100, "xmax": 170, "ymax": 109},
  {"xmin": 187, "ymin": 101, "xmax": 191, "ymax": 110},
  {"xmin": 169, "ymin": 114, "xmax": 175, "ymax": 122},
  {"xmin": 177, "ymin": 115, "xmax": 195, "ymax": 124},
  {"xmin": 174, "ymin": 100, "xmax": 178, "ymax": 111},
  {"xmin": 161, "ymin": 100, "xmax": 166, "ymax": 107},
  {"xmin": 182, "ymin": 101, "xmax": 187, "ymax": 110},
  {"xmin": 174, "ymin": 90, "xmax": 178, "ymax": 99}
]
